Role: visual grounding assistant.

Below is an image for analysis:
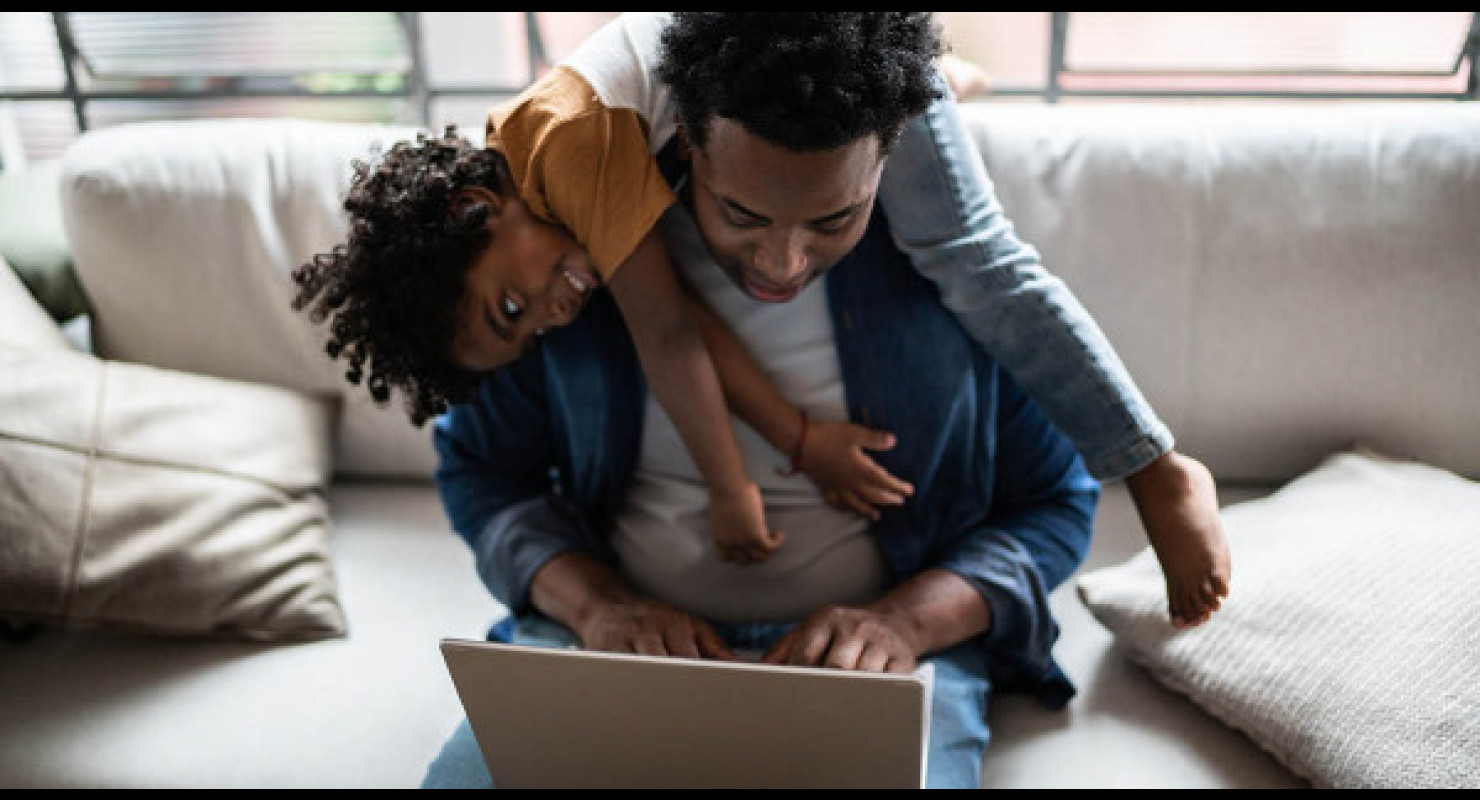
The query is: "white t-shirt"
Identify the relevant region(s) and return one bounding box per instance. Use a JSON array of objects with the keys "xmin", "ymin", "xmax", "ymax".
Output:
[{"xmin": 612, "ymin": 203, "xmax": 889, "ymax": 625}]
